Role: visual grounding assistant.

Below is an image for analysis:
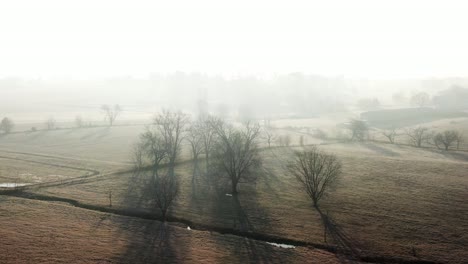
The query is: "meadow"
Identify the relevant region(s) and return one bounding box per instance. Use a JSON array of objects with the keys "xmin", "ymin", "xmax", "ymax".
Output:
[{"xmin": 1, "ymin": 117, "xmax": 467, "ymax": 263}]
